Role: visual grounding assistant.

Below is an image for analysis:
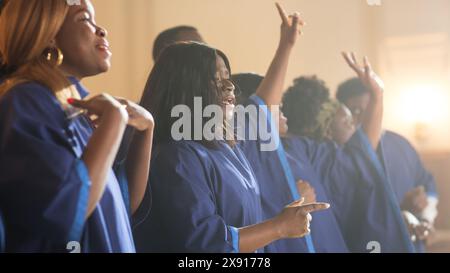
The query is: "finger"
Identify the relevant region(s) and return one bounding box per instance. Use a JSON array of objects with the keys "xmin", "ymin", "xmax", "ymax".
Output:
[
  {"xmin": 341, "ymin": 52, "xmax": 353, "ymax": 66},
  {"xmin": 114, "ymin": 96, "xmax": 128, "ymax": 105},
  {"xmin": 415, "ymin": 226, "xmax": 429, "ymax": 240},
  {"xmin": 342, "ymin": 52, "xmax": 356, "ymax": 67},
  {"xmin": 91, "ymin": 118, "xmax": 101, "ymax": 128},
  {"xmin": 342, "ymin": 52, "xmax": 360, "ymax": 73},
  {"xmin": 351, "ymin": 52, "xmax": 358, "ymax": 64},
  {"xmin": 292, "ymin": 13, "xmax": 300, "ymax": 32},
  {"xmin": 363, "ymin": 56, "xmax": 373, "ymax": 78},
  {"xmin": 68, "ymin": 98, "xmax": 89, "ymax": 109},
  {"xmin": 304, "ymin": 227, "xmax": 311, "ymax": 236},
  {"xmin": 301, "ymin": 202, "xmax": 330, "ymax": 214},
  {"xmin": 287, "ymin": 198, "xmax": 305, "ymax": 208},
  {"xmin": 275, "ymin": 2, "xmax": 289, "ymax": 24},
  {"xmin": 88, "ymin": 114, "xmax": 98, "ymax": 121},
  {"xmin": 298, "ymin": 18, "xmax": 306, "ymax": 26},
  {"xmin": 363, "ymin": 56, "xmax": 371, "ymax": 69}
]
